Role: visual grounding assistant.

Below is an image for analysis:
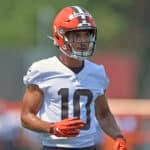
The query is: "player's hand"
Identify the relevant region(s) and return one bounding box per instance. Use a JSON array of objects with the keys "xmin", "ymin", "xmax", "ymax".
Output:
[
  {"xmin": 49, "ymin": 117, "xmax": 85, "ymax": 137},
  {"xmin": 114, "ymin": 138, "xmax": 127, "ymax": 150}
]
